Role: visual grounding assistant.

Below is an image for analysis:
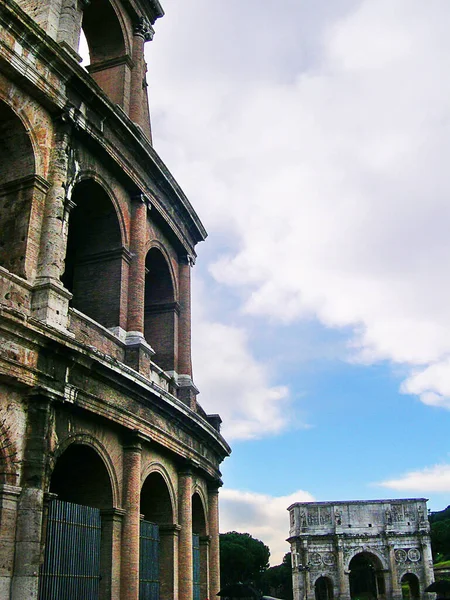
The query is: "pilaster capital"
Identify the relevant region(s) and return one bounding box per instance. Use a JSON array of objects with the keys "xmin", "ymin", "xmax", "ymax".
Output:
[
  {"xmin": 207, "ymin": 479, "xmax": 223, "ymax": 494},
  {"xmin": 123, "ymin": 430, "xmax": 148, "ymax": 452},
  {"xmin": 131, "ymin": 191, "xmax": 152, "ymax": 210},
  {"xmin": 134, "ymin": 17, "xmax": 155, "ymax": 42},
  {"xmin": 180, "ymin": 253, "xmax": 196, "ymax": 267}
]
